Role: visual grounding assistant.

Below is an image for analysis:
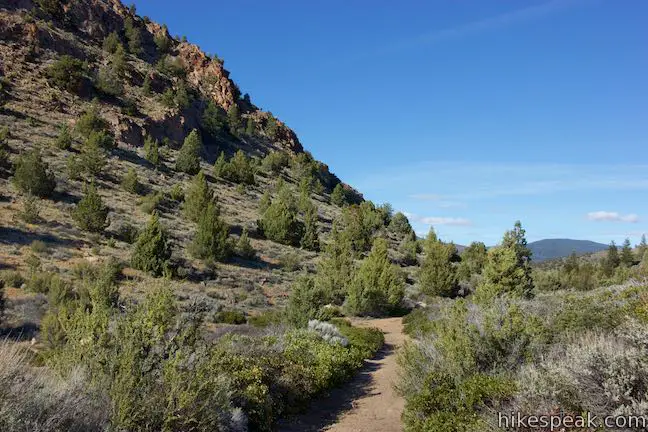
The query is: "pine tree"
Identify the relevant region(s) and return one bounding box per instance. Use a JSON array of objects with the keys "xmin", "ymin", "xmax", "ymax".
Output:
[
  {"xmin": 121, "ymin": 168, "xmax": 140, "ymax": 194},
  {"xmin": 639, "ymin": 234, "xmax": 648, "ymax": 260},
  {"xmin": 457, "ymin": 241, "xmax": 488, "ymax": 281},
  {"xmin": 418, "ymin": 228, "xmax": 458, "ymax": 297},
  {"xmin": 389, "ymin": 212, "xmax": 413, "ymax": 235},
  {"xmin": 12, "ymin": 149, "xmax": 56, "ymax": 198},
  {"xmin": 73, "ymin": 181, "xmax": 109, "ymax": 233},
  {"xmin": 331, "ymin": 183, "xmax": 346, "ymax": 207},
  {"xmin": 258, "ymin": 190, "xmax": 271, "ymax": 214},
  {"xmin": 175, "ymin": 129, "xmax": 201, "ymax": 174},
  {"xmin": 346, "ymin": 238, "xmax": 404, "ymax": 316},
  {"xmin": 620, "ymin": 238, "xmax": 635, "ymax": 267},
  {"xmin": 124, "ymin": 17, "xmax": 143, "ymax": 56},
  {"xmin": 213, "ymin": 151, "xmax": 229, "ymax": 179},
  {"xmin": 229, "ymin": 150, "xmax": 255, "ymax": 184},
  {"xmin": 103, "ymin": 32, "xmax": 121, "ymax": 54},
  {"xmin": 300, "ymin": 201, "xmax": 320, "ymax": 251},
  {"xmin": 189, "ymin": 201, "xmax": 230, "ymax": 261},
  {"xmin": 258, "ymin": 193, "xmax": 304, "ymax": 246},
  {"xmin": 201, "ymin": 101, "xmax": 226, "ymax": 137},
  {"xmin": 79, "ymin": 135, "xmax": 107, "ymax": 176},
  {"xmin": 183, "ymin": 171, "xmax": 212, "ymax": 222},
  {"xmin": 131, "ymin": 213, "xmax": 171, "ymax": 276},
  {"xmin": 499, "ymin": 221, "xmax": 534, "ymax": 294},
  {"xmin": 142, "ymin": 74, "xmax": 152, "ymax": 96},
  {"xmin": 235, "ymin": 228, "xmax": 255, "ymax": 259},
  {"xmin": 245, "ymin": 117, "xmax": 255, "ymax": 136}
]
